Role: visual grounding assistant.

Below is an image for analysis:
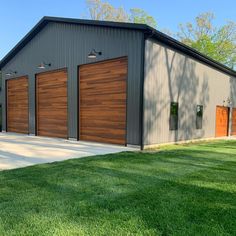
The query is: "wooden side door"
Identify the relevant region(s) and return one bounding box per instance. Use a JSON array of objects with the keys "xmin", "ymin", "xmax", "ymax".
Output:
[
  {"xmin": 231, "ymin": 108, "xmax": 236, "ymax": 136},
  {"xmin": 215, "ymin": 106, "xmax": 229, "ymax": 137}
]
